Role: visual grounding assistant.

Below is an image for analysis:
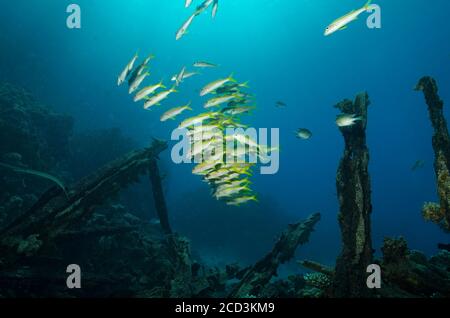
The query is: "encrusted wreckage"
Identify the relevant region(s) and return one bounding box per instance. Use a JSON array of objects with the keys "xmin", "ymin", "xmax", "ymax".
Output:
[
  {"xmin": 416, "ymin": 77, "xmax": 450, "ymax": 232},
  {"xmin": 333, "ymin": 92, "xmax": 374, "ymax": 298},
  {"xmin": 229, "ymin": 213, "xmax": 321, "ymax": 298}
]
